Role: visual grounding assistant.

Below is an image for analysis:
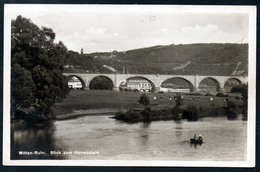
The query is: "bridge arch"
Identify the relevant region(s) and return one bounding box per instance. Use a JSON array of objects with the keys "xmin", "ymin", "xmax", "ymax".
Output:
[
  {"xmin": 89, "ymin": 75, "xmax": 114, "ymax": 90},
  {"xmin": 224, "ymin": 78, "xmax": 242, "ymax": 92},
  {"xmin": 199, "ymin": 77, "xmax": 221, "ymax": 93},
  {"xmin": 124, "ymin": 76, "xmax": 156, "ymax": 92},
  {"xmin": 66, "ymin": 75, "xmax": 86, "ymax": 89},
  {"xmin": 161, "ymin": 77, "xmax": 194, "ymax": 92}
]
